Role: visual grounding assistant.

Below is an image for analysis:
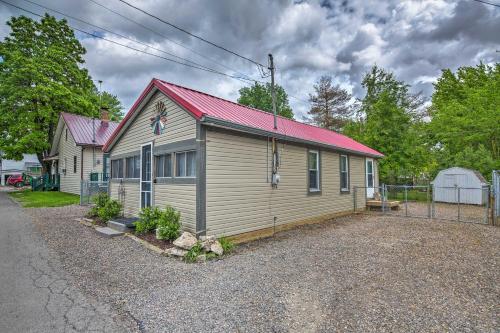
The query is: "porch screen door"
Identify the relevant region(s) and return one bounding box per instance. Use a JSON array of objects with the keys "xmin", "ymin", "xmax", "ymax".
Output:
[
  {"xmin": 366, "ymin": 159, "xmax": 374, "ymax": 198},
  {"xmin": 140, "ymin": 143, "xmax": 152, "ymax": 208}
]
